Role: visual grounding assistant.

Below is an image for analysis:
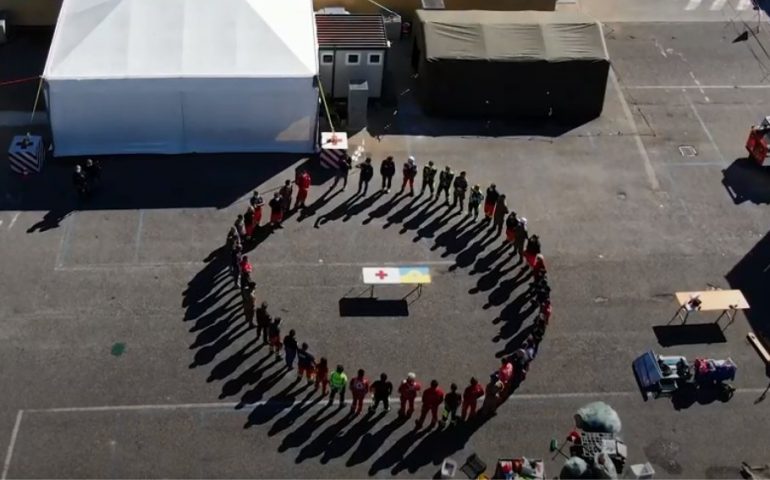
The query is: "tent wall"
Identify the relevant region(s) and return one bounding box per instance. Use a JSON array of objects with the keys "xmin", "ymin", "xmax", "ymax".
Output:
[
  {"xmin": 413, "ymin": 14, "xmax": 609, "ymax": 119},
  {"xmin": 46, "ymin": 77, "xmax": 318, "ymax": 156},
  {"xmin": 415, "ymin": 57, "xmax": 609, "ymax": 119},
  {"xmin": 313, "ymin": 0, "xmax": 555, "ymax": 16}
]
